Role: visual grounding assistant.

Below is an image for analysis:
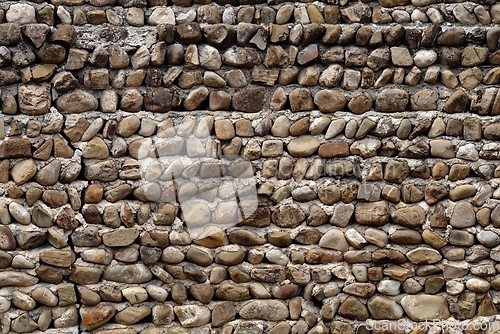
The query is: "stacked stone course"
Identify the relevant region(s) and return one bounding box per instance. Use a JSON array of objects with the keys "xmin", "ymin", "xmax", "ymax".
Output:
[{"xmin": 0, "ymin": 0, "xmax": 499, "ymax": 333}]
